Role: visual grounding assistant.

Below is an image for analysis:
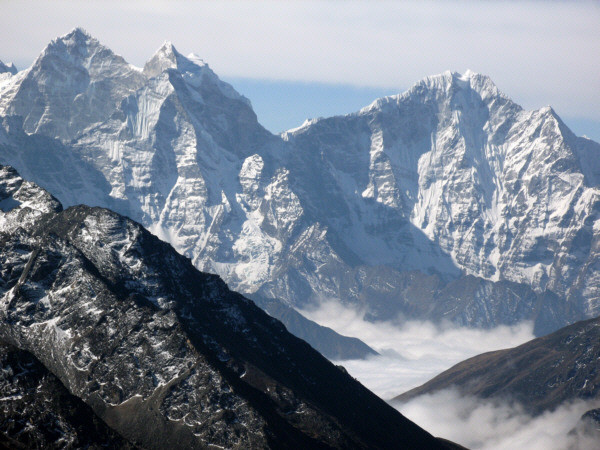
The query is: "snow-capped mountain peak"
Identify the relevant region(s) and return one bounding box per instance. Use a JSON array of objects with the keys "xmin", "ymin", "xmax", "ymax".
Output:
[
  {"xmin": 35, "ymin": 27, "xmax": 131, "ymax": 75},
  {"xmin": 143, "ymin": 40, "xmax": 183, "ymax": 77},
  {"xmin": 0, "ymin": 28, "xmax": 146, "ymax": 141},
  {"xmin": 404, "ymin": 69, "xmax": 512, "ymax": 106},
  {"xmin": 143, "ymin": 41, "xmax": 251, "ymax": 107},
  {"xmin": 359, "ymin": 70, "xmax": 512, "ymax": 118},
  {"xmin": 48, "ymin": 26, "xmax": 95, "ymax": 55},
  {"xmin": 1, "ymin": 30, "xmax": 600, "ymax": 337}
]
